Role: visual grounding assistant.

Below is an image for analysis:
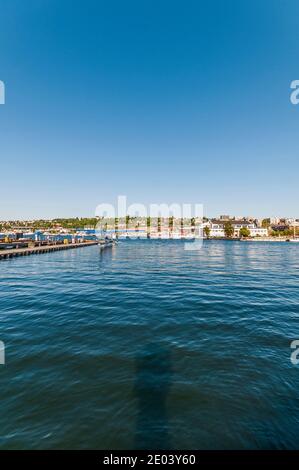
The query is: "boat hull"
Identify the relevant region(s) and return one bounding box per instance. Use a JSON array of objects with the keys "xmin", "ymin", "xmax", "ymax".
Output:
[{"xmin": 98, "ymin": 240, "xmax": 116, "ymax": 250}]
